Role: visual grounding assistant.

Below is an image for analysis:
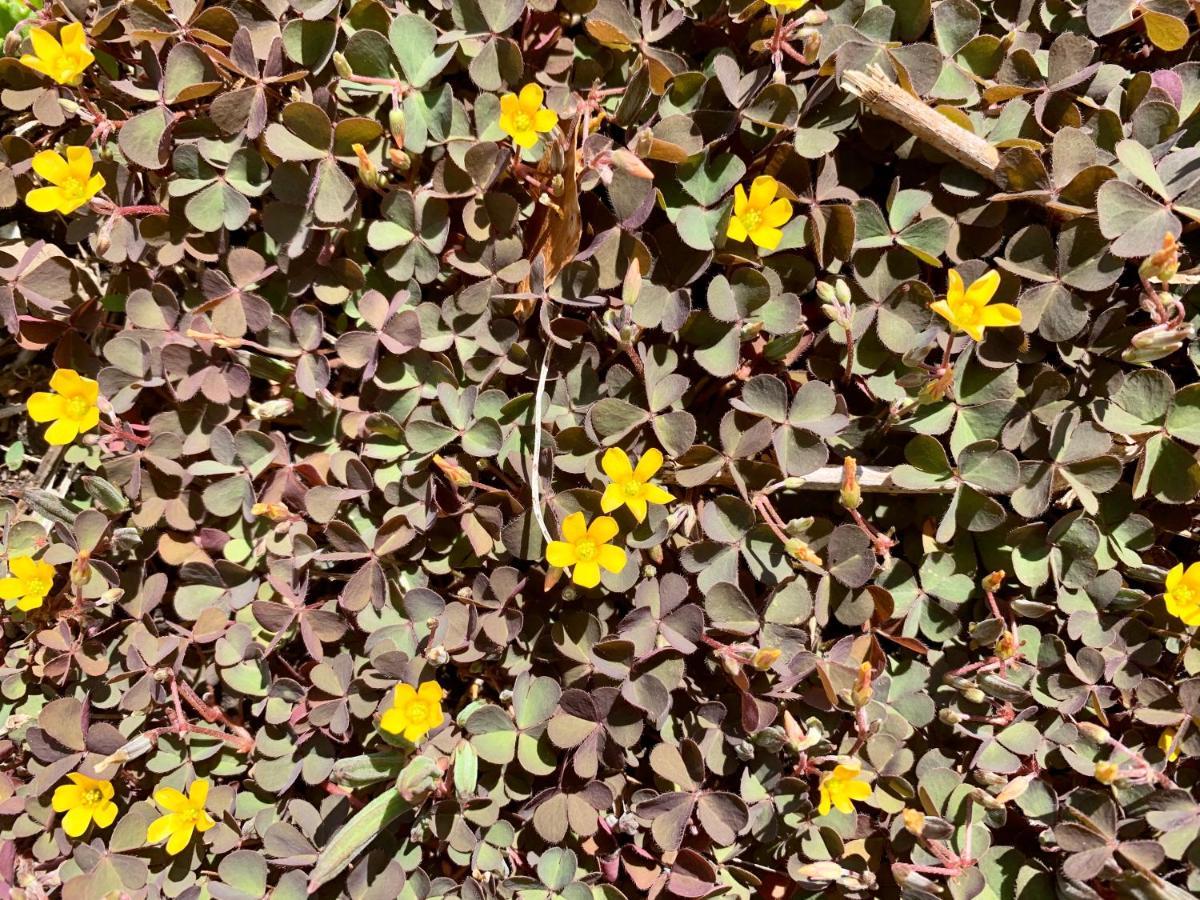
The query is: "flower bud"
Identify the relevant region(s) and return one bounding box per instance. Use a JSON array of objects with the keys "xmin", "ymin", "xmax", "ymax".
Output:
[
  {"xmin": 850, "ymin": 661, "xmax": 873, "ymax": 708},
  {"xmin": 333, "ymin": 52, "xmax": 353, "ymax": 78},
  {"xmin": 995, "ymin": 630, "xmax": 1018, "ymax": 660},
  {"xmin": 938, "ymin": 708, "xmax": 964, "ymax": 725},
  {"xmin": 95, "ymin": 733, "xmax": 155, "ymax": 773},
  {"xmin": 839, "ymin": 457, "xmax": 861, "ymax": 510},
  {"xmin": 834, "ymin": 278, "xmax": 852, "ymax": 305},
  {"xmin": 251, "ymin": 501, "xmax": 290, "ymax": 521},
  {"xmin": 815, "ymin": 282, "xmax": 837, "ymax": 303},
  {"xmin": 739, "ymin": 321, "xmax": 764, "ymax": 341},
  {"xmin": 785, "ymin": 538, "xmax": 823, "ymax": 566},
  {"xmin": 734, "ymin": 740, "xmax": 755, "ymax": 761},
  {"xmin": 432, "ymin": 454, "xmax": 472, "ymax": 487},
  {"xmin": 425, "ymin": 645, "xmax": 450, "ymax": 666},
  {"xmin": 1139, "ymin": 233, "xmax": 1179, "ymax": 284},
  {"xmin": 902, "ymin": 808, "xmax": 925, "ymax": 835},
  {"xmin": 1159, "ymin": 728, "xmax": 1181, "ymax": 762},
  {"xmin": 388, "ymin": 108, "xmax": 405, "ymax": 145},
  {"xmin": 388, "ymin": 148, "xmax": 412, "ymax": 171},
  {"xmin": 751, "ymin": 647, "xmax": 781, "ymax": 670},
  {"xmin": 1093, "ymin": 760, "xmax": 1120, "ymax": 784},
  {"xmin": 1078, "ymin": 722, "xmax": 1110, "ymax": 744},
  {"xmin": 982, "ymin": 570, "xmax": 1005, "ymax": 593},
  {"xmin": 352, "ymin": 143, "xmax": 383, "ymax": 189},
  {"xmin": 249, "ymin": 397, "xmax": 294, "ymax": 420}
]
